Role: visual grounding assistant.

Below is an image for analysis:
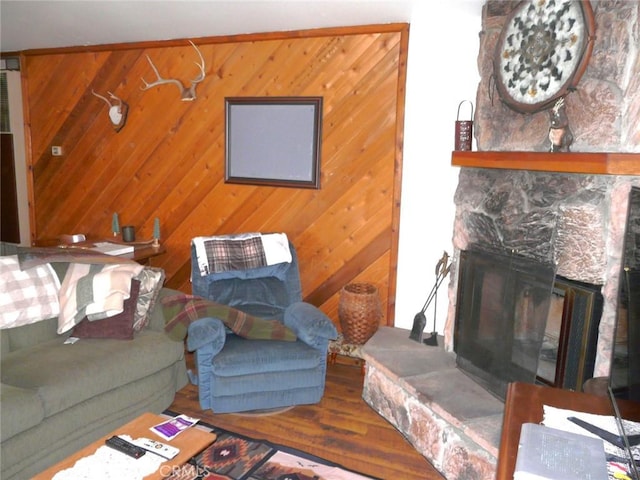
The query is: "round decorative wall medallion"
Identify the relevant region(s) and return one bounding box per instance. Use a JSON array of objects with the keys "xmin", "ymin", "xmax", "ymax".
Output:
[{"xmin": 493, "ymin": 0, "xmax": 595, "ymax": 114}]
